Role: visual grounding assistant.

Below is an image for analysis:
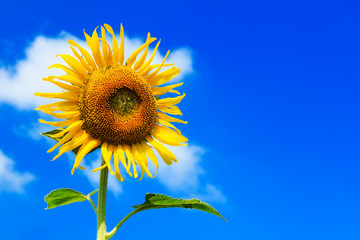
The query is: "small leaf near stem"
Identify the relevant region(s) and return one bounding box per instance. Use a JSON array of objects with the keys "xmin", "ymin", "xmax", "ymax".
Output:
[{"xmin": 44, "ymin": 188, "xmax": 98, "ymax": 214}]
